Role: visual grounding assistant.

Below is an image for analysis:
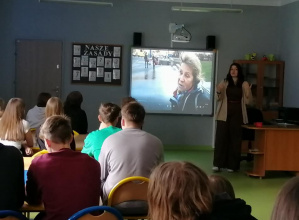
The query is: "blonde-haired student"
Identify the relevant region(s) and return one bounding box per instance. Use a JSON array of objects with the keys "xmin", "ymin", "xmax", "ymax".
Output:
[
  {"xmin": 36, "ymin": 97, "xmax": 76, "ymax": 151},
  {"xmin": 0, "ymin": 98, "xmax": 33, "ymax": 155}
]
